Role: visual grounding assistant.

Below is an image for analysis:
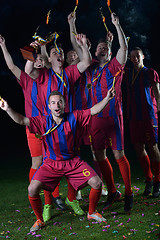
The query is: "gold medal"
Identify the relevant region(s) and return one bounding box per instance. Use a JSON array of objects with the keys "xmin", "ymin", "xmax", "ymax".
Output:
[
  {"xmin": 35, "ymin": 133, "xmax": 42, "ymax": 139},
  {"xmin": 87, "ymin": 83, "xmax": 92, "ymax": 89}
]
